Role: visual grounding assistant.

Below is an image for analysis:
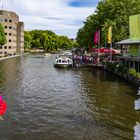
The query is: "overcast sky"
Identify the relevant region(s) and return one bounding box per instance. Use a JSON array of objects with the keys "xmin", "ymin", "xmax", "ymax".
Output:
[{"xmin": 1, "ymin": 0, "xmax": 98, "ymax": 38}]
